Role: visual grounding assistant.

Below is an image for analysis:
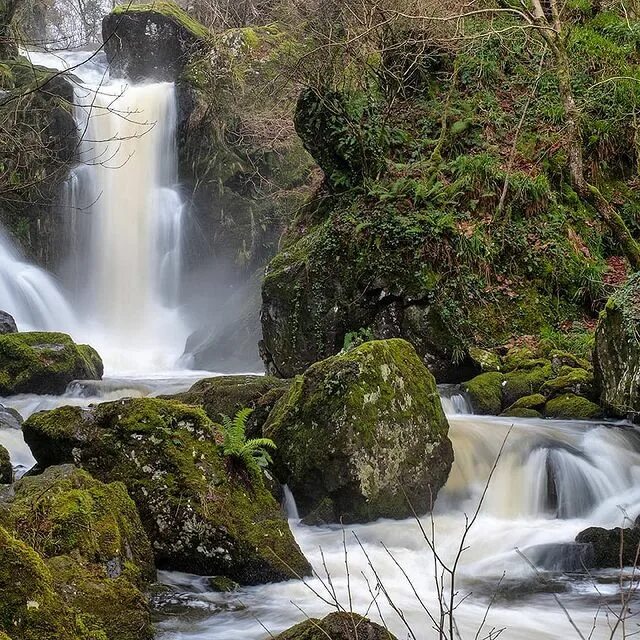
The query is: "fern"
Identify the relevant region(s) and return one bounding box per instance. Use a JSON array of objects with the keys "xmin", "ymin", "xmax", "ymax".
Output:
[{"xmin": 219, "ymin": 408, "xmax": 276, "ymax": 475}]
